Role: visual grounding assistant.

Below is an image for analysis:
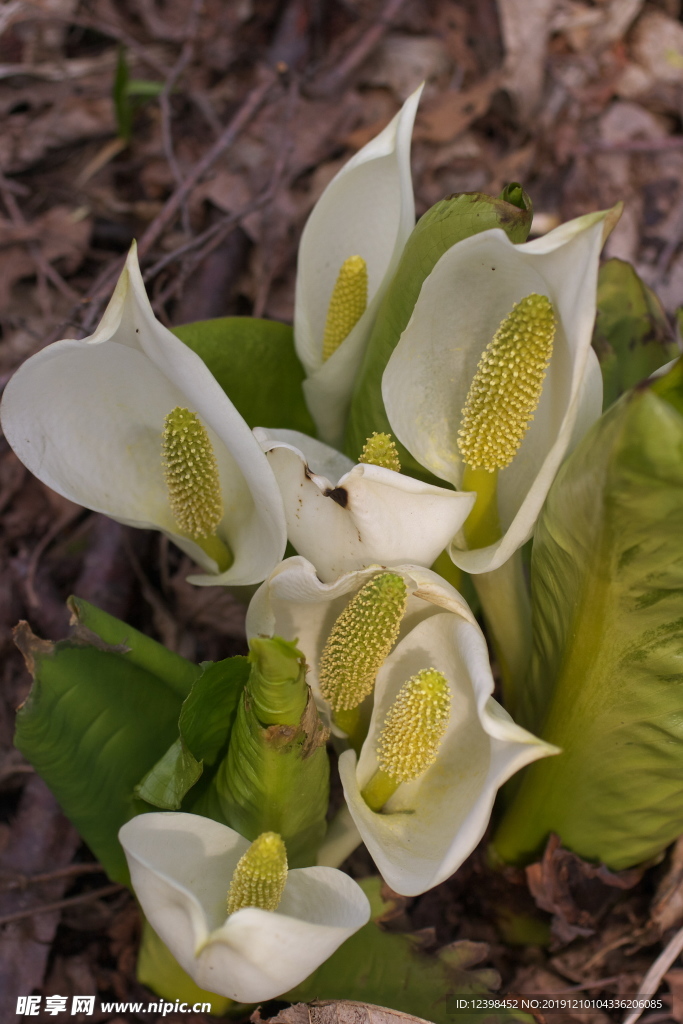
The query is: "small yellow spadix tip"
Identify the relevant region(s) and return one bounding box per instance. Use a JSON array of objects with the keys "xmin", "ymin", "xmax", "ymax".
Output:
[
  {"xmin": 377, "ymin": 668, "xmax": 451, "ymax": 783},
  {"xmin": 457, "ymin": 293, "xmax": 556, "ymax": 472},
  {"xmin": 162, "ymin": 407, "xmax": 223, "ymax": 539},
  {"xmin": 359, "ymin": 432, "xmax": 401, "ymax": 473},
  {"xmin": 322, "ymin": 254, "xmax": 368, "ymax": 362},
  {"xmin": 226, "ymin": 832, "xmax": 288, "ymax": 915},
  {"xmin": 319, "ymin": 573, "xmax": 408, "ymax": 712}
]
